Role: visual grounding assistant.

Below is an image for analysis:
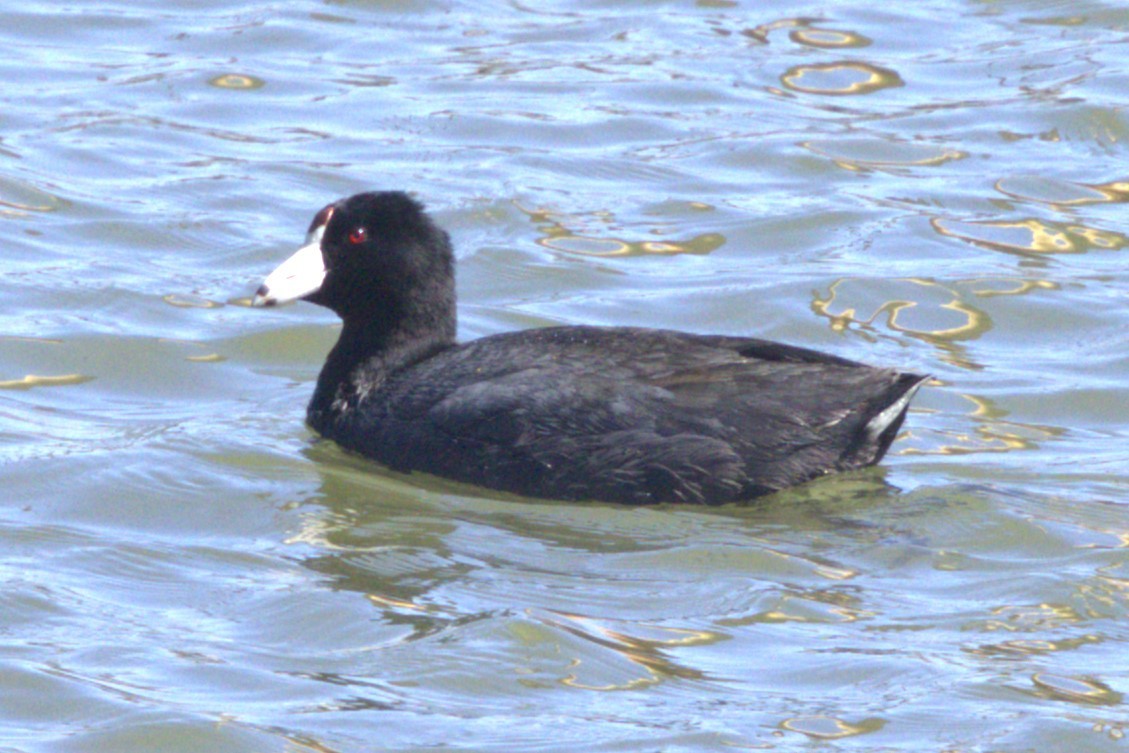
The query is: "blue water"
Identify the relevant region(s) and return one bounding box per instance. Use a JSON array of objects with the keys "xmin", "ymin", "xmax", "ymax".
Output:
[{"xmin": 2, "ymin": 1, "xmax": 1127, "ymax": 750}]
